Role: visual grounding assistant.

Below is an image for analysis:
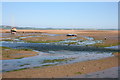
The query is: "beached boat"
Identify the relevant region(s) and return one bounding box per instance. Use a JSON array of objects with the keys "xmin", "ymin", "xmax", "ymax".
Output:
[{"xmin": 66, "ymin": 34, "xmax": 77, "ymax": 36}]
